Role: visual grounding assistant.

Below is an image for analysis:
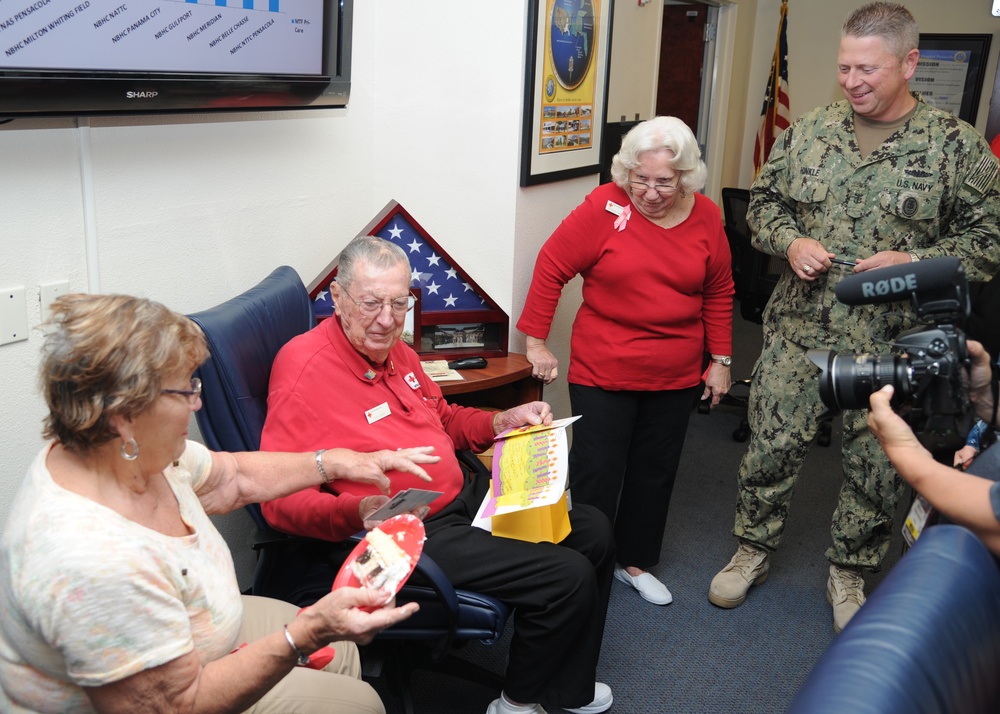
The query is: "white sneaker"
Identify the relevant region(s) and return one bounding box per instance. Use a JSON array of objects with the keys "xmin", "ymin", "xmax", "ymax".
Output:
[
  {"xmin": 614, "ymin": 565, "xmax": 673, "ymax": 605},
  {"xmin": 486, "ymin": 683, "xmax": 612, "ymax": 714},
  {"xmin": 564, "ymin": 682, "xmax": 614, "ymax": 714},
  {"xmin": 486, "ymin": 696, "xmax": 547, "ymax": 714}
]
